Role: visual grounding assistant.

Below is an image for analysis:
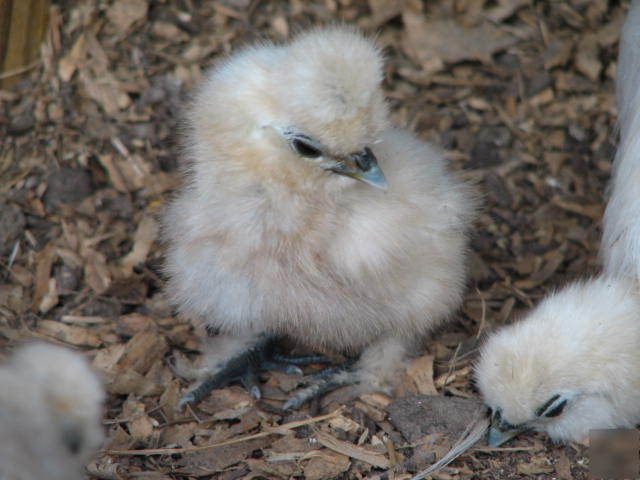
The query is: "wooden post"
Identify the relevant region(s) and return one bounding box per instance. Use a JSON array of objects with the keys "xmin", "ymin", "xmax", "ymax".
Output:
[{"xmin": 0, "ymin": 0, "xmax": 50, "ymax": 89}]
